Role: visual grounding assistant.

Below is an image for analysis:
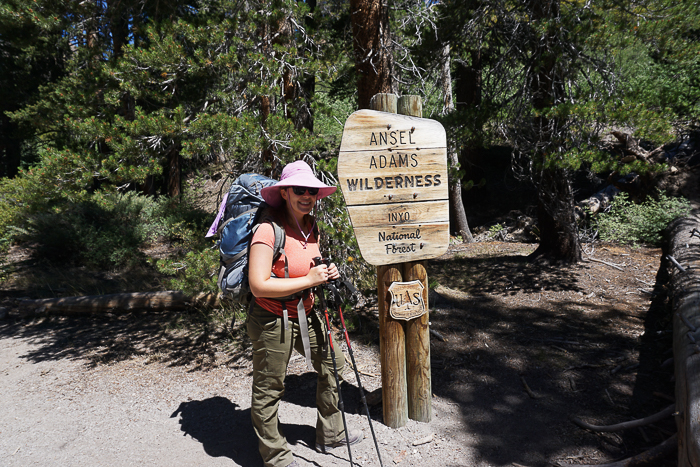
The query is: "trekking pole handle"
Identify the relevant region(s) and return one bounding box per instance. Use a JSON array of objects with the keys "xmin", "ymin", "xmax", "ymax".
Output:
[{"xmin": 313, "ymin": 256, "xmax": 337, "ymax": 282}]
